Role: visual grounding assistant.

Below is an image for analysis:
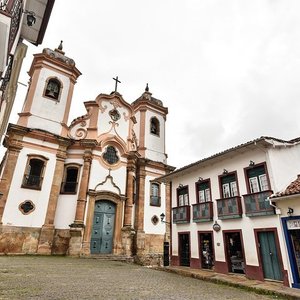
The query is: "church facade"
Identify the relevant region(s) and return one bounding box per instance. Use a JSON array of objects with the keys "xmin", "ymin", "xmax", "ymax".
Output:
[{"xmin": 0, "ymin": 44, "xmax": 174, "ymax": 264}]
